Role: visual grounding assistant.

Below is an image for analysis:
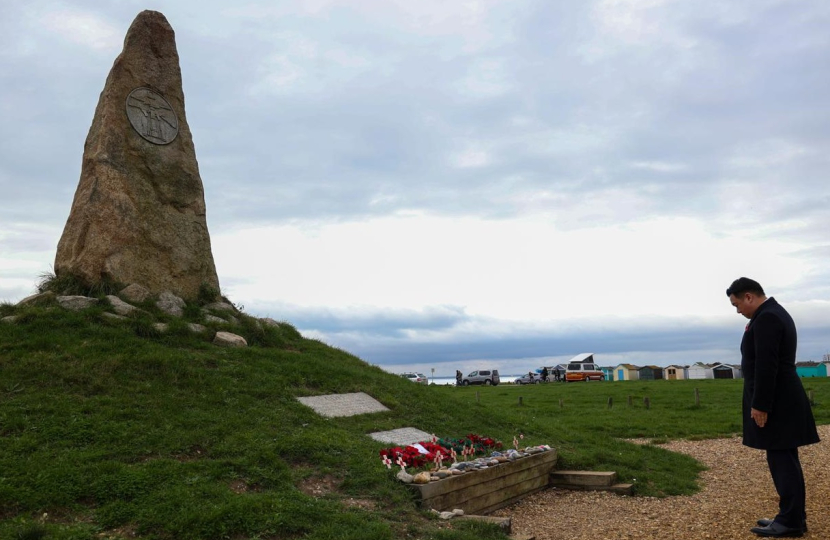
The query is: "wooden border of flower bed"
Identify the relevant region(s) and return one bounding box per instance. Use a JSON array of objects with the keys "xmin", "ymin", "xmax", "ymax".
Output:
[{"xmin": 407, "ymin": 449, "xmax": 558, "ymax": 515}]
